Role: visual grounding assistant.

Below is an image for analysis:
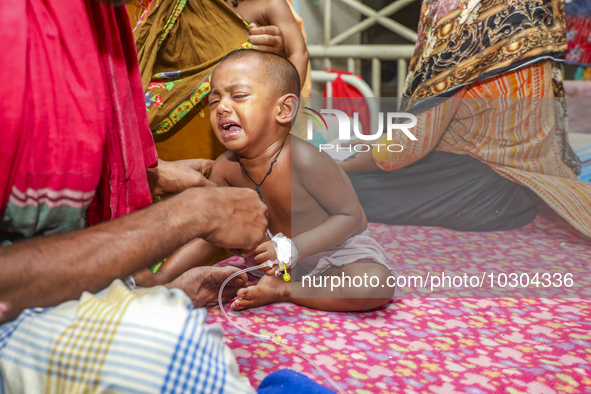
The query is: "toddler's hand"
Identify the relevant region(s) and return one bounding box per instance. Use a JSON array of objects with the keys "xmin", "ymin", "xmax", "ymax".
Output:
[{"xmin": 254, "ymin": 240, "xmax": 277, "ymax": 274}]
